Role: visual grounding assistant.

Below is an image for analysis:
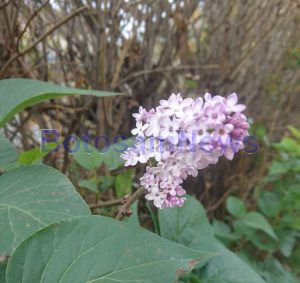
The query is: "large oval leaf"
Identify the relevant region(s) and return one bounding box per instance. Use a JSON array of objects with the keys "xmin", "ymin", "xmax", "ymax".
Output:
[
  {"xmin": 0, "ymin": 133, "xmax": 18, "ymax": 170},
  {"xmin": 199, "ymin": 243, "xmax": 266, "ymax": 283},
  {"xmin": 0, "ymin": 263, "xmax": 6, "ymax": 283},
  {"xmin": 159, "ymin": 195, "xmax": 216, "ymax": 254},
  {"xmin": 159, "ymin": 196, "xmax": 266, "ymax": 283},
  {"xmin": 257, "ymin": 258, "xmax": 299, "ymax": 283},
  {"xmin": 0, "ymin": 79, "xmax": 120, "ymax": 128},
  {"xmin": 0, "ymin": 165, "xmax": 90, "ymax": 255},
  {"xmin": 241, "ymin": 212, "xmax": 277, "ymax": 240},
  {"xmin": 6, "ymin": 216, "xmax": 213, "ymax": 283}
]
